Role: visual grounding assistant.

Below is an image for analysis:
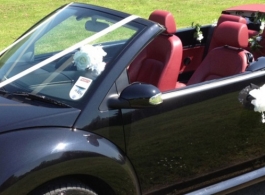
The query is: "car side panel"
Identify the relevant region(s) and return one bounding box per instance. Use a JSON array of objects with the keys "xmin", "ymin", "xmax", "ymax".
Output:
[
  {"xmin": 178, "ymin": 47, "xmax": 205, "ymax": 84},
  {"xmin": 181, "ymin": 47, "xmax": 205, "ymax": 73},
  {"xmin": 123, "ymin": 72, "xmax": 265, "ymax": 194},
  {"xmin": 0, "ymin": 128, "xmax": 140, "ymax": 195}
]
